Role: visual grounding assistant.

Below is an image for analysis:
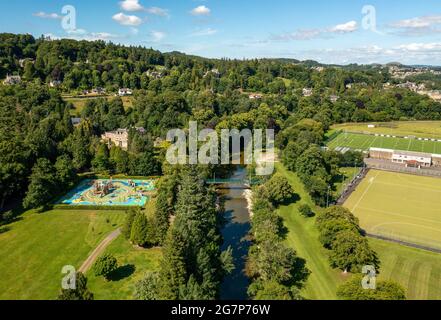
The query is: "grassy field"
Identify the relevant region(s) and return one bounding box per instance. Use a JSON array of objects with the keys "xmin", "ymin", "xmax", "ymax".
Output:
[
  {"xmin": 0, "ymin": 209, "xmax": 126, "ymax": 300},
  {"xmin": 332, "ymin": 121, "xmax": 441, "ymax": 139},
  {"xmin": 275, "ymin": 164, "xmax": 347, "ymax": 300},
  {"xmin": 87, "ymin": 236, "xmax": 162, "ymax": 300},
  {"xmin": 327, "ymin": 131, "xmax": 441, "ymax": 154},
  {"xmin": 64, "ymin": 96, "xmax": 134, "ymax": 115},
  {"xmin": 370, "ymin": 238, "xmax": 441, "ymax": 300},
  {"xmin": 343, "ymin": 169, "xmax": 441, "ymax": 250}
]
